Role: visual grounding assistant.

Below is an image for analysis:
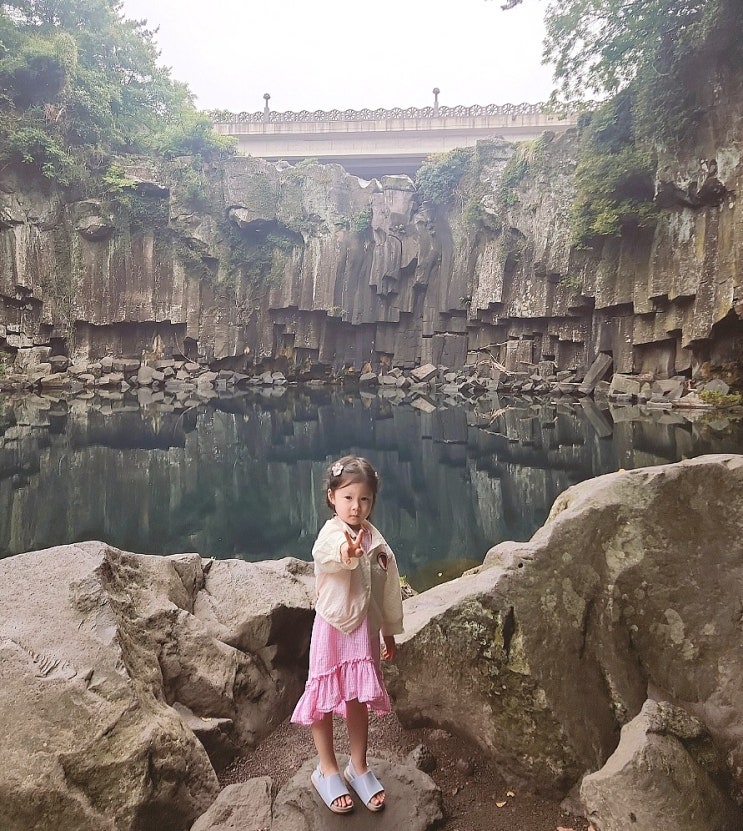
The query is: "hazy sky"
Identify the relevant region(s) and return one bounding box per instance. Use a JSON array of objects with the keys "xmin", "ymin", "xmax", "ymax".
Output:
[{"xmin": 117, "ymin": 0, "xmax": 556, "ymax": 114}]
